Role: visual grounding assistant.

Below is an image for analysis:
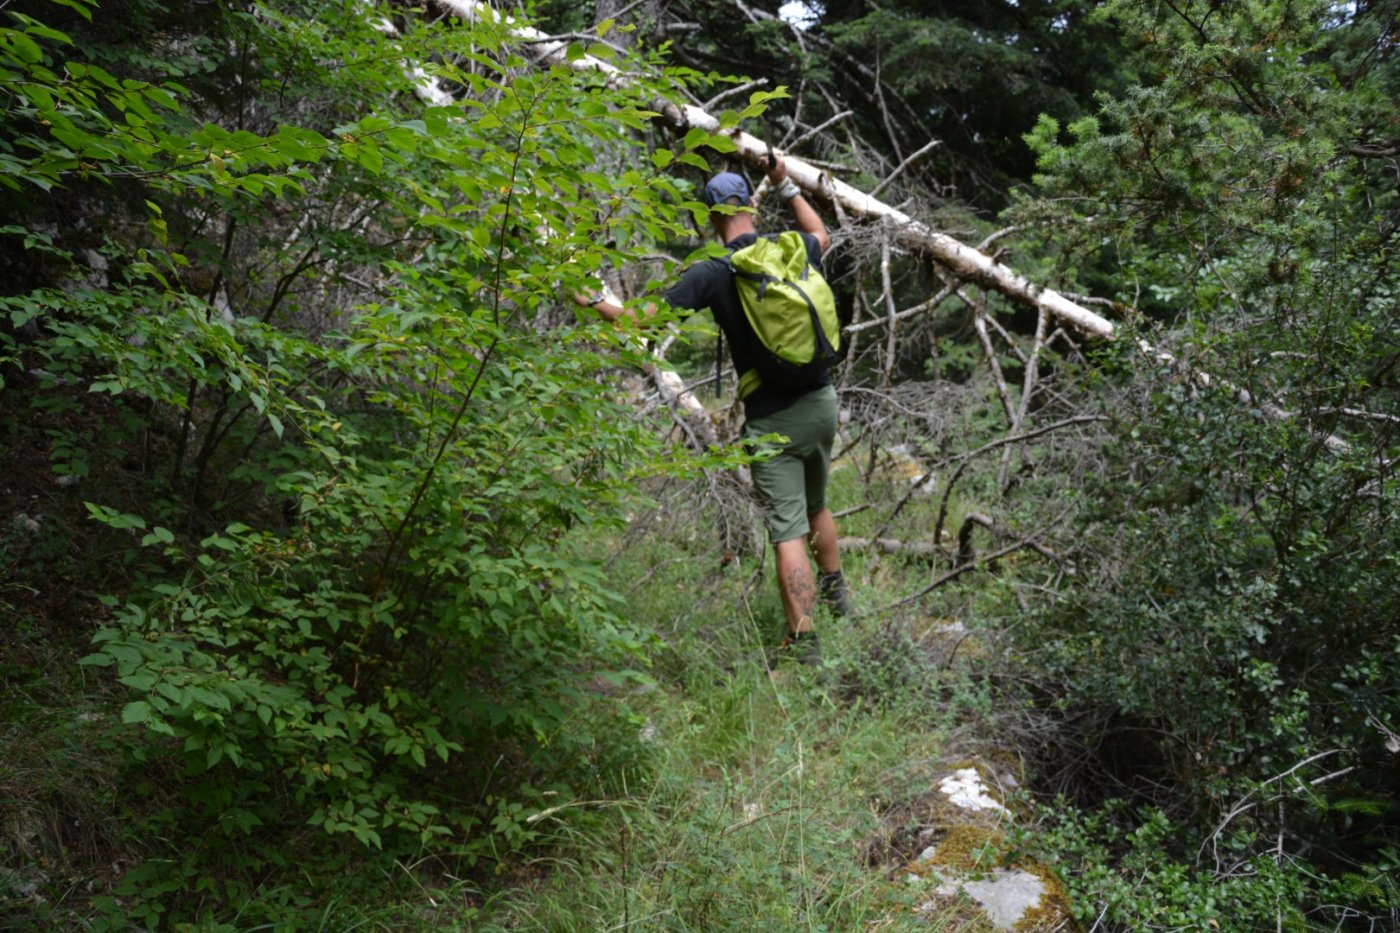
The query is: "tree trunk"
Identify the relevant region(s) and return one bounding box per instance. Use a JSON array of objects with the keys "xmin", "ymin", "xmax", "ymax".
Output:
[
  {"xmin": 436, "ymin": 2, "xmax": 1347, "ymax": 452},
  {"xmin": 441, "ymin": 0, "xmax": 1116, "ymax": 341}
]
